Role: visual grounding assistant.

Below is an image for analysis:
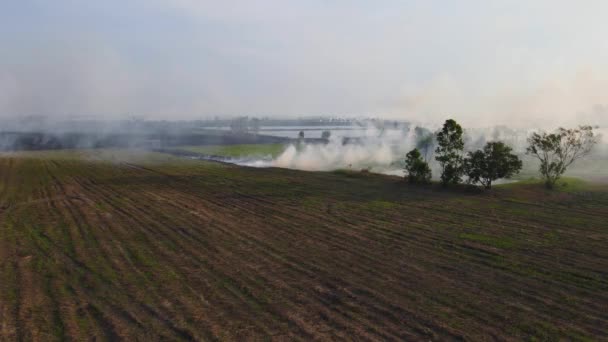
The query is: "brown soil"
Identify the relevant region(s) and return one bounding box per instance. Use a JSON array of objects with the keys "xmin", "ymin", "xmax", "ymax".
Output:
[{"xmin": 0, "ymin": 154, "xmax": 606, "ymax": 341}]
